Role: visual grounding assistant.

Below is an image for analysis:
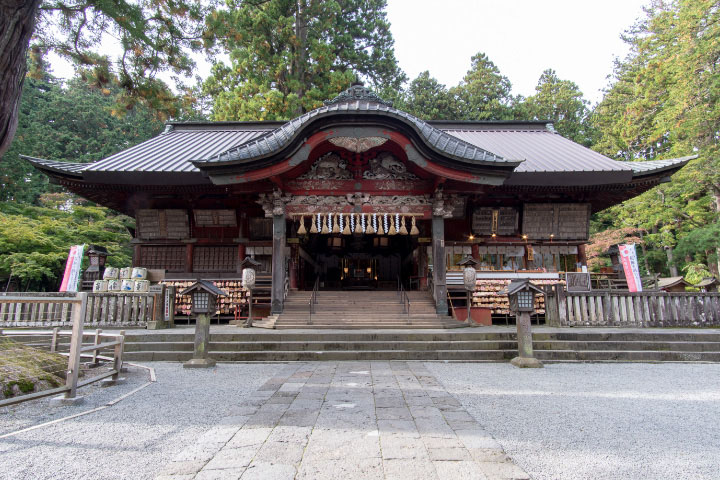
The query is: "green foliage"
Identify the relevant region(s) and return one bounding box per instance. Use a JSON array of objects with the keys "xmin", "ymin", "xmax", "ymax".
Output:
[
  {"xmin": 451, "ymin": 52, "xmax": 515, "ymax": 121},
  {"xmin": 521, "ymin": 69, "xmax": 592, "ymax": 145},
  {"xmin": 204, "ymin": 0, "xmax": 406, "ymax": 120},
  {"xmin": 31, "ymin": 0, "xmax": 213, "ymax": 119},
  {"xmin": 0, "ymin": 198, "xmax": 133, "ymax": 290},
  {"xmin": 590, "ymin": 0, "xmax": 720, "ymax": 277},
  {"xmin": 1, "ymin": 70, "xmax": 165, "ymax": 203},
  {"xmin": 397, "ymin": 71, "xmax": 460, "ymax": 120}
]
